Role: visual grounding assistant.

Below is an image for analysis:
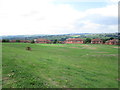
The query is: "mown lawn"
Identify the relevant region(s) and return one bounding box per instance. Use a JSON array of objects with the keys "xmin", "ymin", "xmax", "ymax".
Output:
[{"xmin": 2, "ymin": 43, "xmax": 118, "ymax": 88}]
